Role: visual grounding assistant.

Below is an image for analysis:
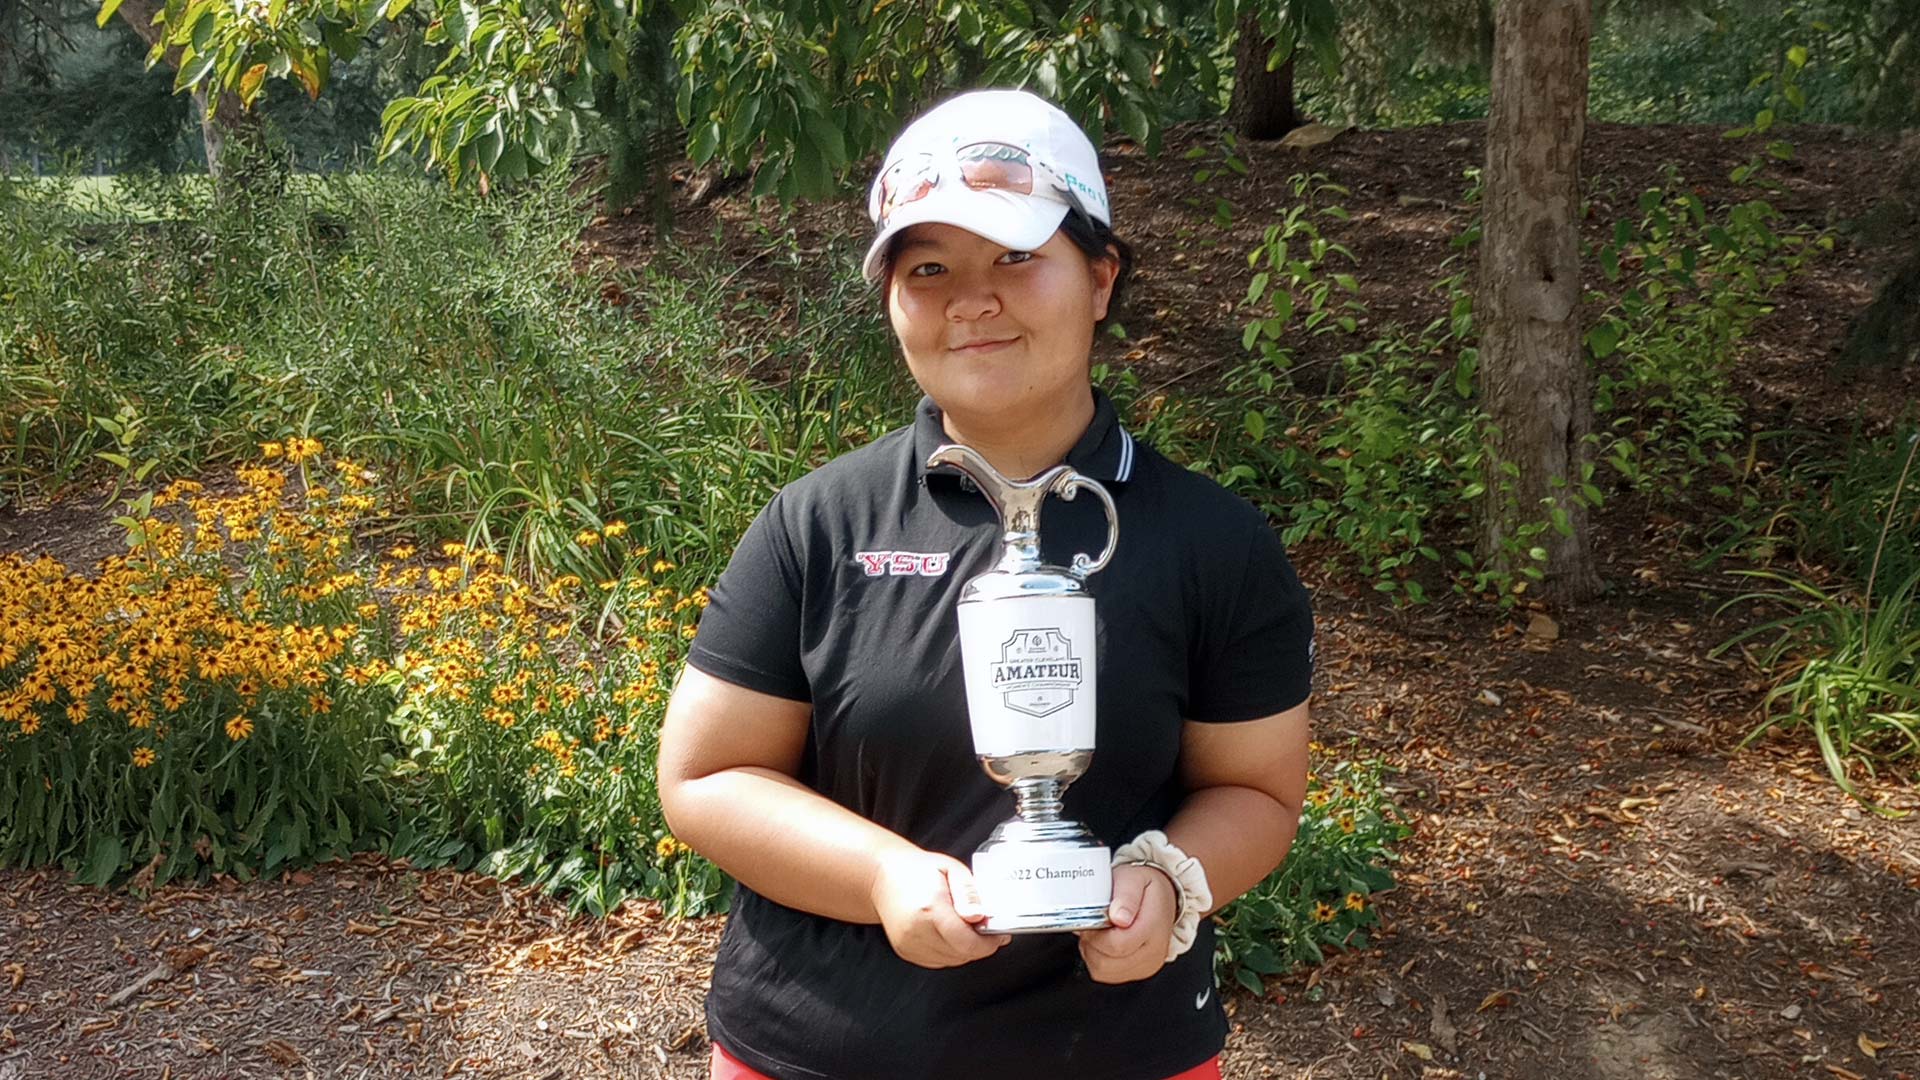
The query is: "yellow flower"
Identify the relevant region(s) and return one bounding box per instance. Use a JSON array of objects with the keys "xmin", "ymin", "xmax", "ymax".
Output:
[
  {"xmin": 601, "ymin": 521, "xmax": 628, "ymax": 538},
  {"xmin": 224, "ymin": 713, "xmax": 254, "ymax": 740},
  {"xmin": 1337, "ymin": 813, "xmax": 1357, "ymax": 835},
  {"xmin": 651, "ymin": 559, "xmax": 674, "ymax": 574},
  {"xmin": 575, "ymin": 530, "xmax": 601, "ymax": 547},
  {"xmin": 655, "ymin": 835, "xmax": 688, "ymax": 860},
  {"xmin": 260, "ymin": 441, "xmax": 284, "ymax": 459},
  {"xmin": 308, "ymin": 692, "xmax": 332, "ymax": 714},
  {"xmin": 1313, "ymin": 901, "xmax": 1338, "ymax": 923},
  {"xmin": 1345, "ymin": 891, "xmax": 1366, "ymax": 912},
  {"xmin": 132, "ymin": 746, "xmax": 156, "ymax": 768}
]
